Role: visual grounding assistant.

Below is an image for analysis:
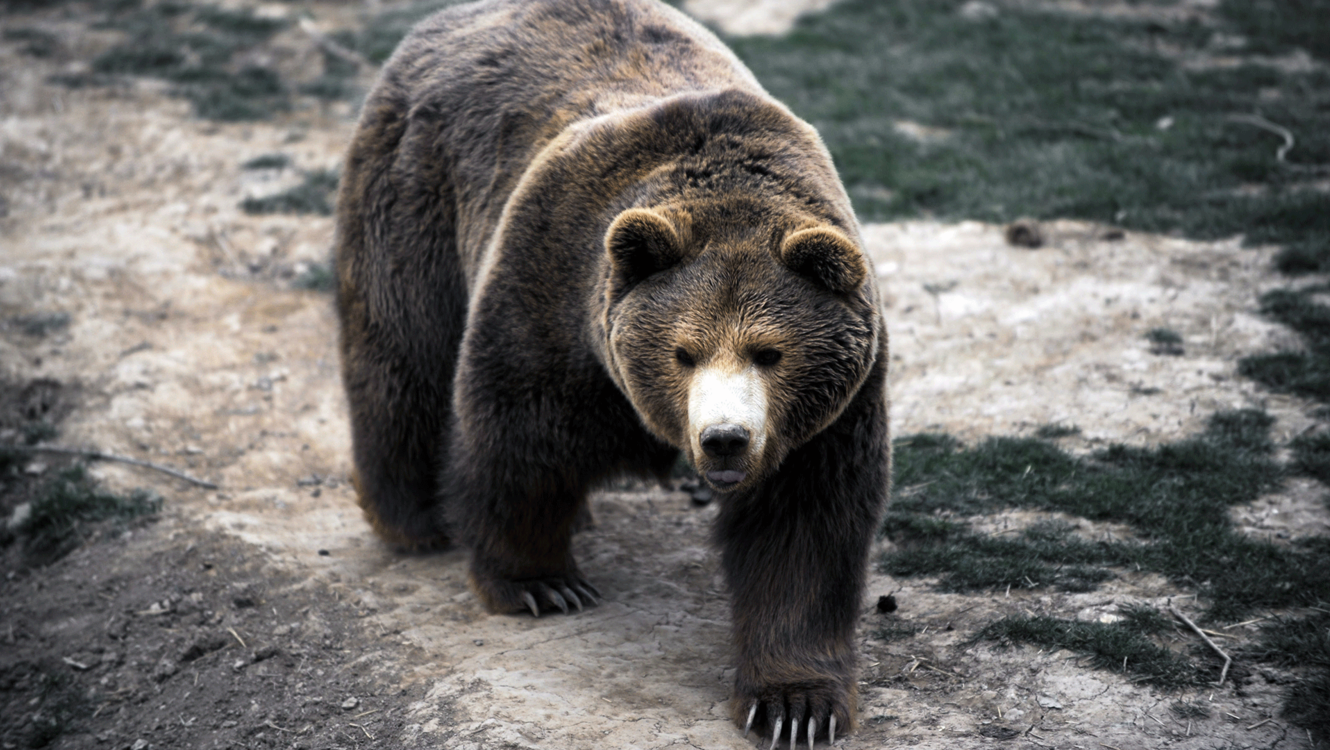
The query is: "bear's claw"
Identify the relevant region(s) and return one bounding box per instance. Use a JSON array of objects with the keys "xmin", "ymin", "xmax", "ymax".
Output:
[
  {"xmin": 495, "ymin": 574, "xmax": 601, "ymax": 617},
  {"xmin": 743, "ymin": 702, "xmax": 839, "ymax": 748}
]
